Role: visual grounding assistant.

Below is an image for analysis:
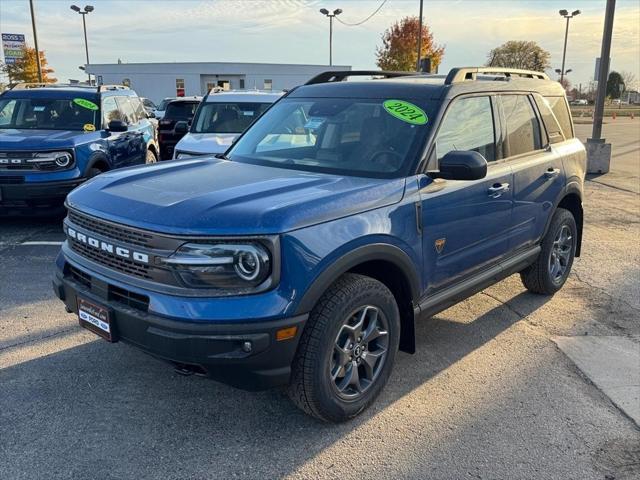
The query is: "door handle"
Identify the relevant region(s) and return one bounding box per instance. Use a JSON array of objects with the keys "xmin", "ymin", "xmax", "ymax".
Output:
[
  {"xmin": 545, "ymin": 168, "xmax": 561, "ymax": 179},
  {"xmin": 488, "ymin": 183, "xmax": 510, "ymax": 198}
]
